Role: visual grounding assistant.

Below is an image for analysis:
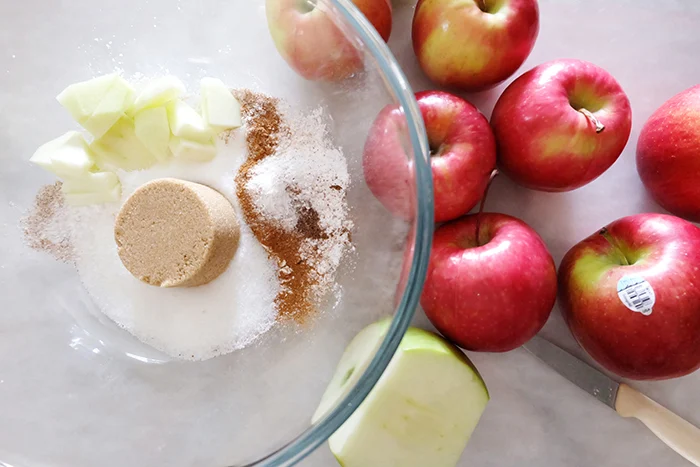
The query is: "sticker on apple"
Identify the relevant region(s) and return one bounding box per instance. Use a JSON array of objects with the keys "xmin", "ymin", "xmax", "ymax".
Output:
[{"xmin": 616, "ymin": 274, "xmax": 655, "ymax": 316}]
